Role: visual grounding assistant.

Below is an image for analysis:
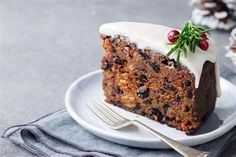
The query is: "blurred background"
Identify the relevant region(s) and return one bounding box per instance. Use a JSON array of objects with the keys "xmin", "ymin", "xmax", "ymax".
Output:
[{"xmin": 0, "ymin": 0, "xmax": 236, "ymax": 156}]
